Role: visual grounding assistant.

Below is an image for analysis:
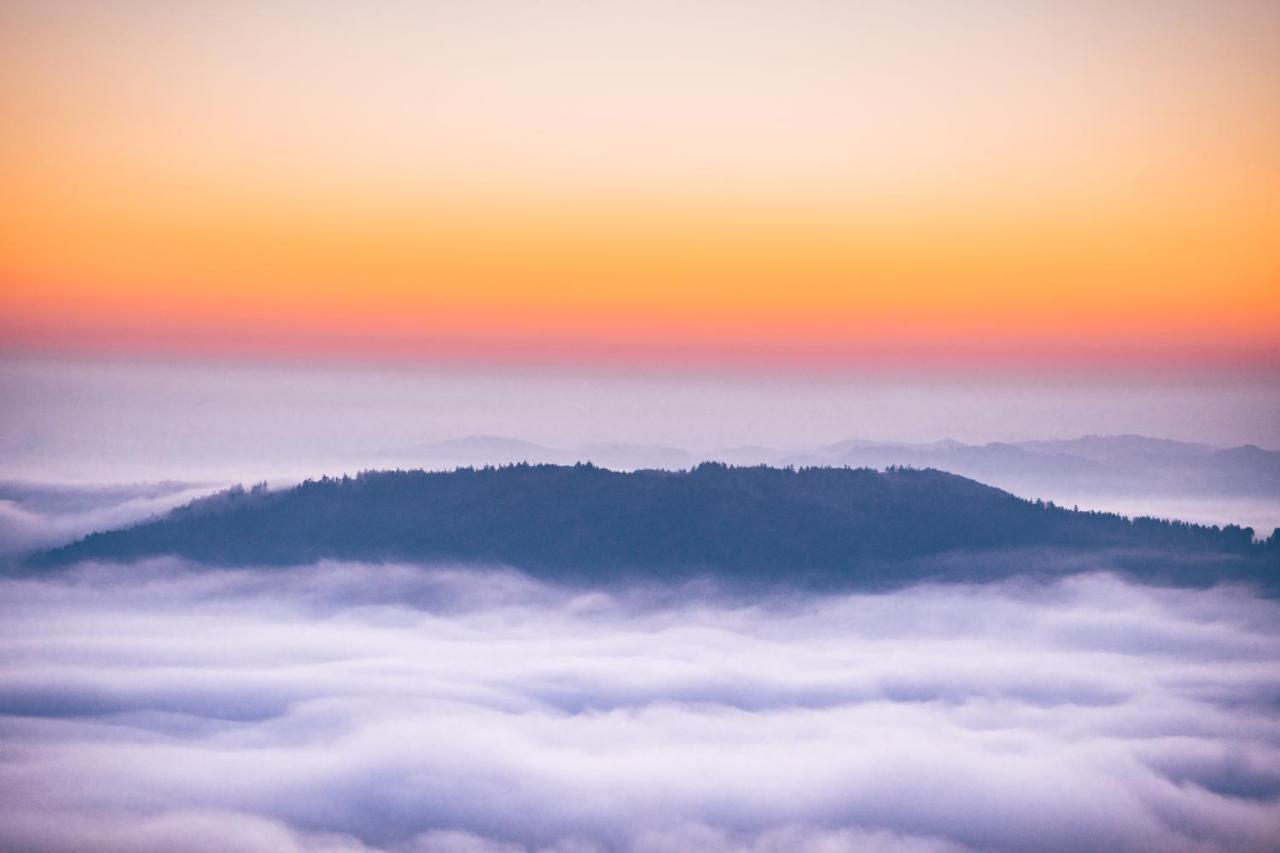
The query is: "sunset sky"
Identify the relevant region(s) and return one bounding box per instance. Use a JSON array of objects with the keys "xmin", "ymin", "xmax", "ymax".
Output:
[{"xmin": 2, "ymin": 1, "xmax": 1278, "ymax": 372}]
